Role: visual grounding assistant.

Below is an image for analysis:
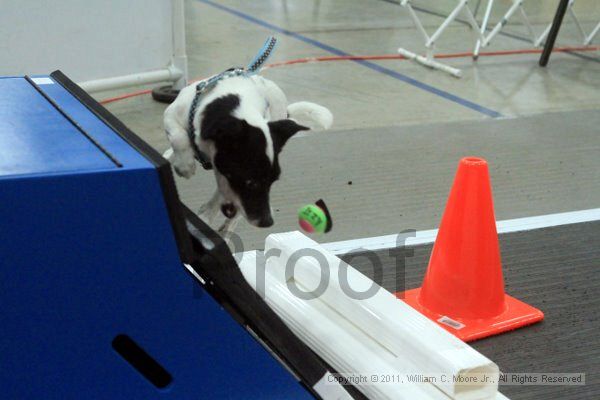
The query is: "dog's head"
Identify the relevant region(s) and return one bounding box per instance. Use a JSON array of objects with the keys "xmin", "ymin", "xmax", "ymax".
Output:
[{"xmin": 201, "ymin": 94, "xmax": 308, "ymax": 227}]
